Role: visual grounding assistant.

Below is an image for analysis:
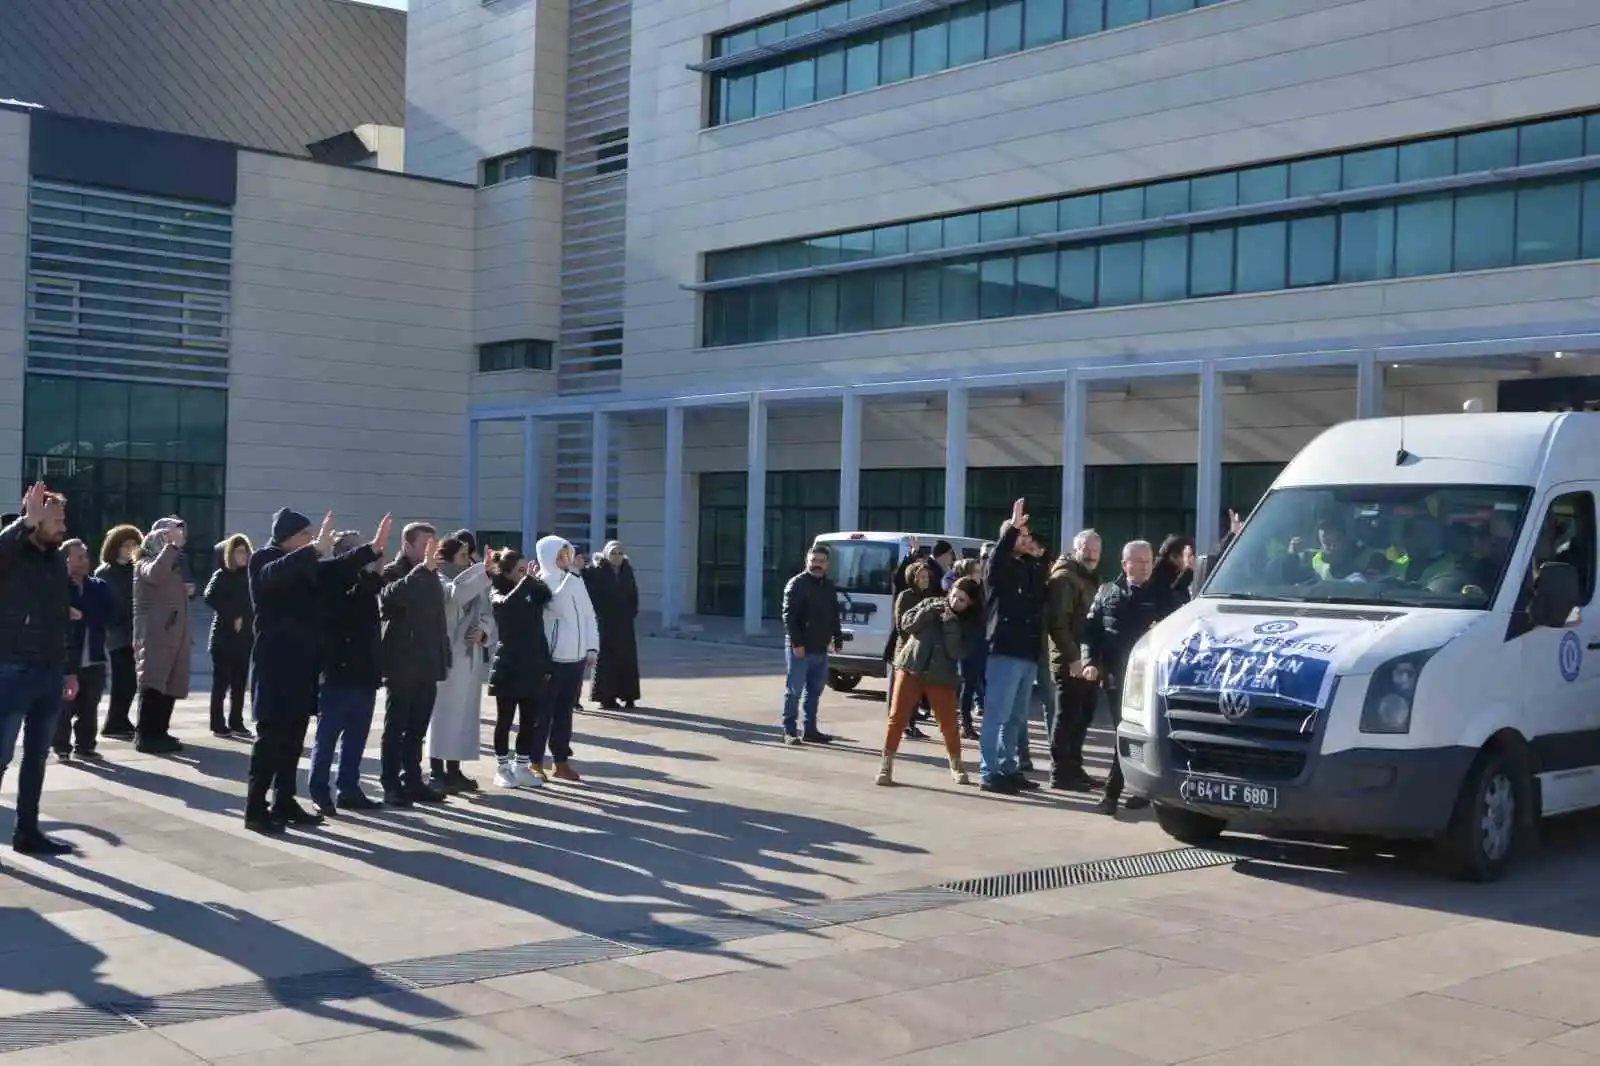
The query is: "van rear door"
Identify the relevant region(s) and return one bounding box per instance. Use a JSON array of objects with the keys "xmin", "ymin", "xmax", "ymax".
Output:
[{"xmin": 822, "ymin": 536, "xmax": 903, "ymax": 661}]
